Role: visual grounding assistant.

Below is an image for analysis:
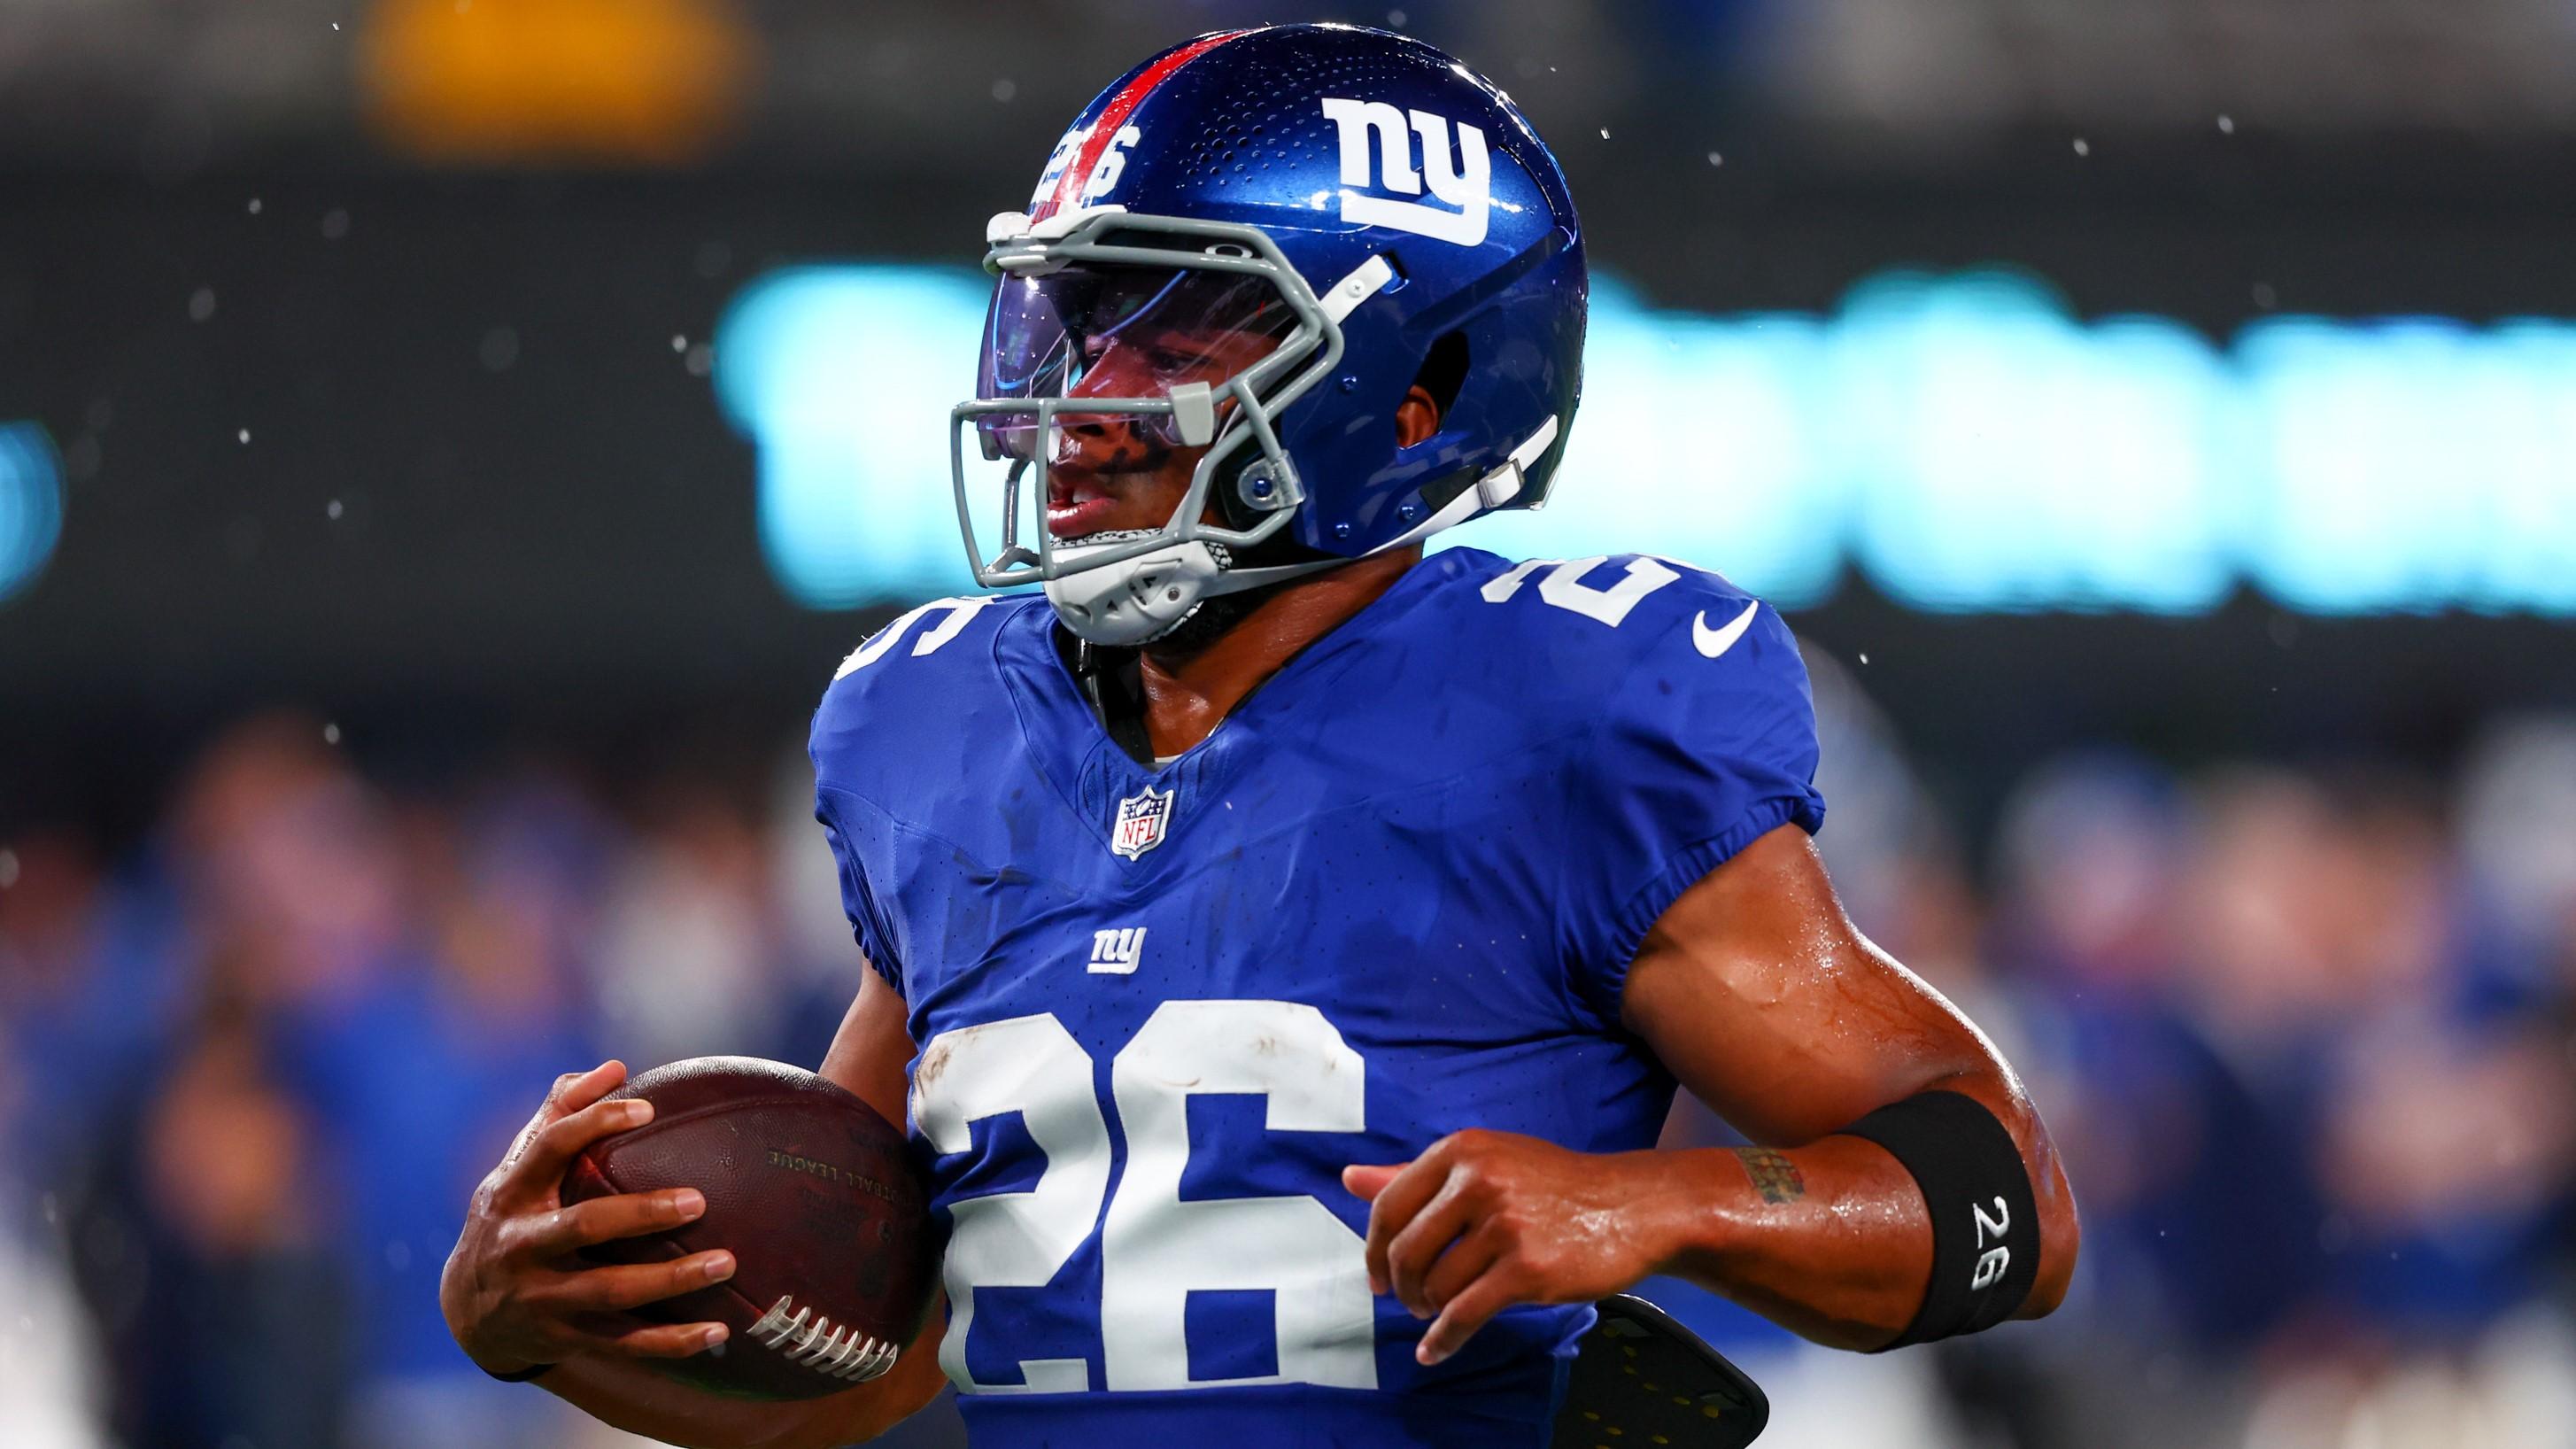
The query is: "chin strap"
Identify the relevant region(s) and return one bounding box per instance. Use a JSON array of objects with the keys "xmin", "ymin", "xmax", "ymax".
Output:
[{"xmin": 1377, "ymin": 414, "xmax": 1560, "ymax": 551}]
